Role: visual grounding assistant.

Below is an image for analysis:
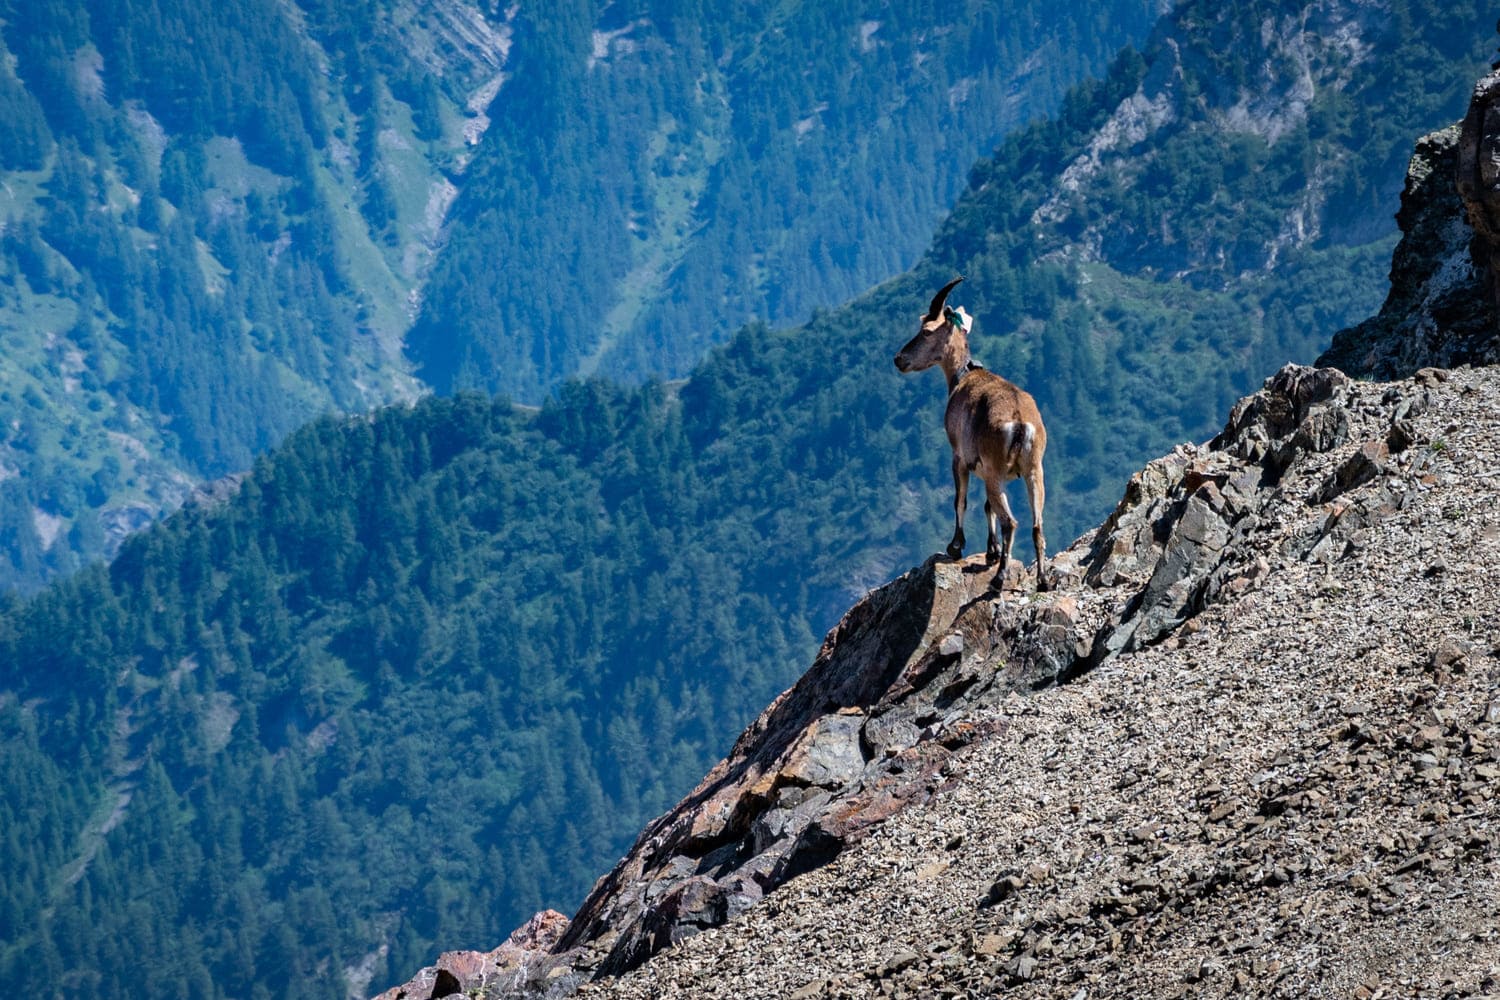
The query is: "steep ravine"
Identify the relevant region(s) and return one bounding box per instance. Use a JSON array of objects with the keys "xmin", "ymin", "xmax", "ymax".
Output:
[{"xmin": 376, "ymin": 68, "xmax": 1500, "ymax": 1000}]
